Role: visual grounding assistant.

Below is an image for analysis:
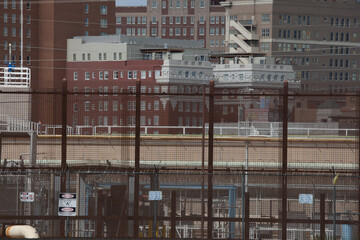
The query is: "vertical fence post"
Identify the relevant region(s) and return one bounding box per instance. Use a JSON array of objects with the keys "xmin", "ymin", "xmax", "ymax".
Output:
[
  {"xmin": 0, "ymin": 133, "xmax": 2, "ymax": 162},
  {"xmin": 60, "ymin": 78, "xmax": 67, "ymax": 237},
  {"xmin": 207, "ymin": 80, "xmax": 214, "ymax": 240},
  {"xmin": 201, "ymin": 84, "xmax": 206, "ymax": 239},
  {"xmin": 96, "ymin": 190, "xmax": 104, "ymax": 238},
  {"xmin": 245, "ymin": 192, "xmax": 250, "ymax": 239},
  {"xmin": 134, "ymin": 79, "xmax": 141, "ymax": 238},
  {"xmin": 281, "ymin": 81, "xmax": 288, "ymax": 240},
  {"xmin": 171, "ymin": 191, "xmax": 176, "ymax": 239},
  {"xmin": 358, "ymin": 91, "xmax": 360, "ymax": 239},
  {"xmin": 320, "ymin": 194, "xmax": 325, "ymax": 239}
]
